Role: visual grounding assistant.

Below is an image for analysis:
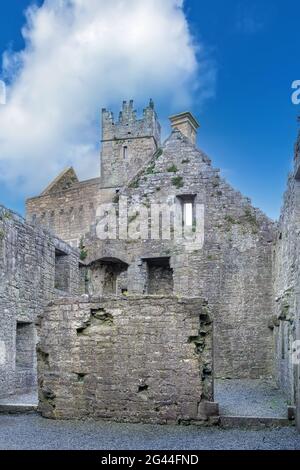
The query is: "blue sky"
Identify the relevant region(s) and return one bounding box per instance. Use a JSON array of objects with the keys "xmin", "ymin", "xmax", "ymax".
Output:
[{"xmin": 0, "ymin": 0, "xmax": 299, "ymax": 219}]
